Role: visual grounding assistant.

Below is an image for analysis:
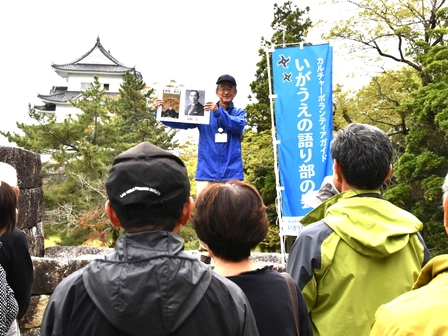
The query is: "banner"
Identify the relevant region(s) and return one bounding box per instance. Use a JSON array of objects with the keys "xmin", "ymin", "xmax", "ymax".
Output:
[{"xmin": 272, "ymin": 44, "xmax": 333, "ymax": 235}]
